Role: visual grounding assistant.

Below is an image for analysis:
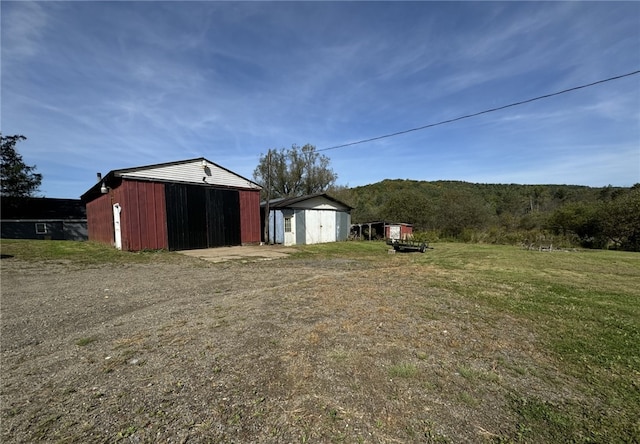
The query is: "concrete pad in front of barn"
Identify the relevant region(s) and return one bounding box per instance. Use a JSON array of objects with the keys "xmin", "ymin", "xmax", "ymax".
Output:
[{"xmin": 178, "ymin": 245, "xmax": 294, "ymax": 263}]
